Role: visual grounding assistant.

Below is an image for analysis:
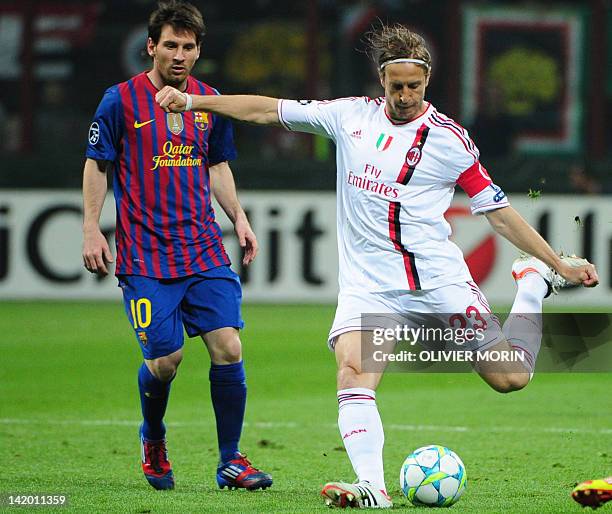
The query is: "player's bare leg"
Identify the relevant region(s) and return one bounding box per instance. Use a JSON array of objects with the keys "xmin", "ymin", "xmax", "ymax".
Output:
[
  {"xmin": 321, "ymin": 331, "xmax": 392, "ymax": 508},
  {"xmin": 146, "ymin": 348, "xmax": 183, "ymax": 381},
  {"xmin": 202, "ymin": 328, "xmax": 272, "ymax": 491},
  {"xmin": 203, "ymin": 327, "xmax": 242, "ymax": 365},
  {"xmin": 335, "ymin": 331, "xmax": 386, "ymax": 391},
  {"xmin": 474, "ymin": 340, "xmax": 531, "ymax": 393}
]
